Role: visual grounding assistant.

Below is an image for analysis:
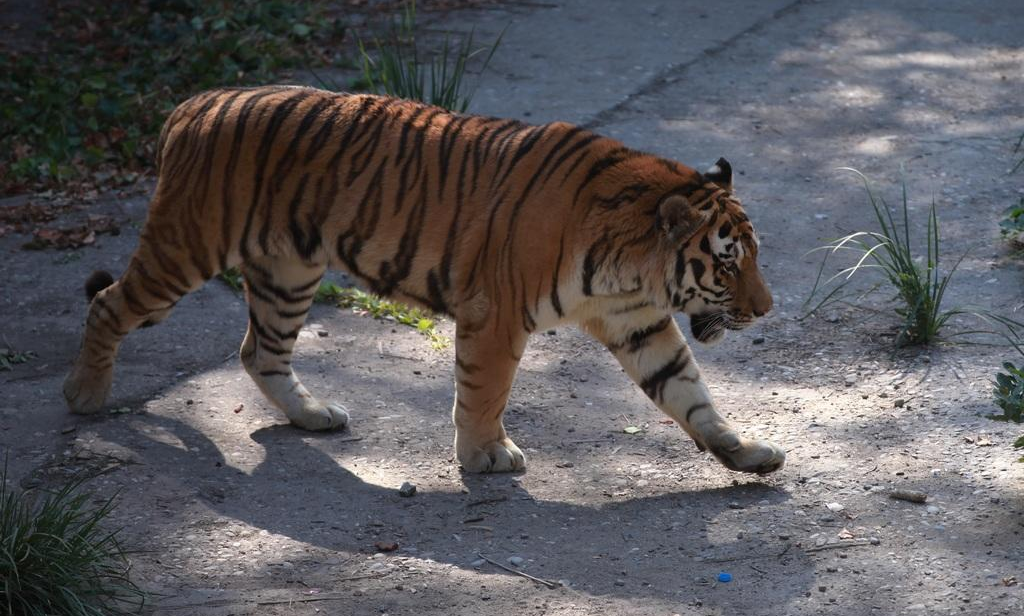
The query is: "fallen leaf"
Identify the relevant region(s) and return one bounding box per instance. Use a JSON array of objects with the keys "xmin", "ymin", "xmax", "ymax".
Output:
[
  {"xmin": 623, "ymin": 426, "xmax": 642, "ymax": 435},
  {"xmin": 837, "ymin": 527, "xmax": 855, "ymax": 540}
]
